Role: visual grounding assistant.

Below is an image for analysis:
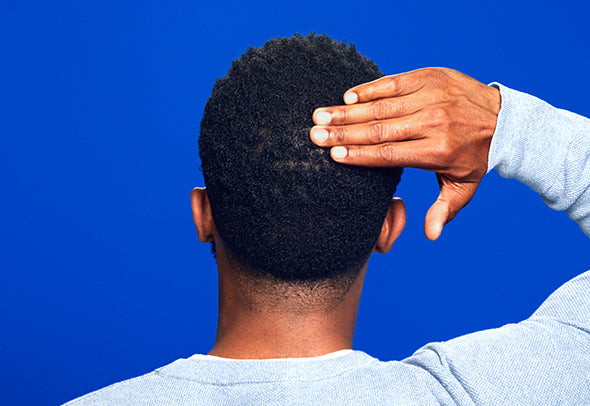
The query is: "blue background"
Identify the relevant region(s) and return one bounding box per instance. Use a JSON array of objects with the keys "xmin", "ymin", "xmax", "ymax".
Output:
[{"xmin": 1, "ymin": 1, "xmax": 589, "ymax": 404}]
